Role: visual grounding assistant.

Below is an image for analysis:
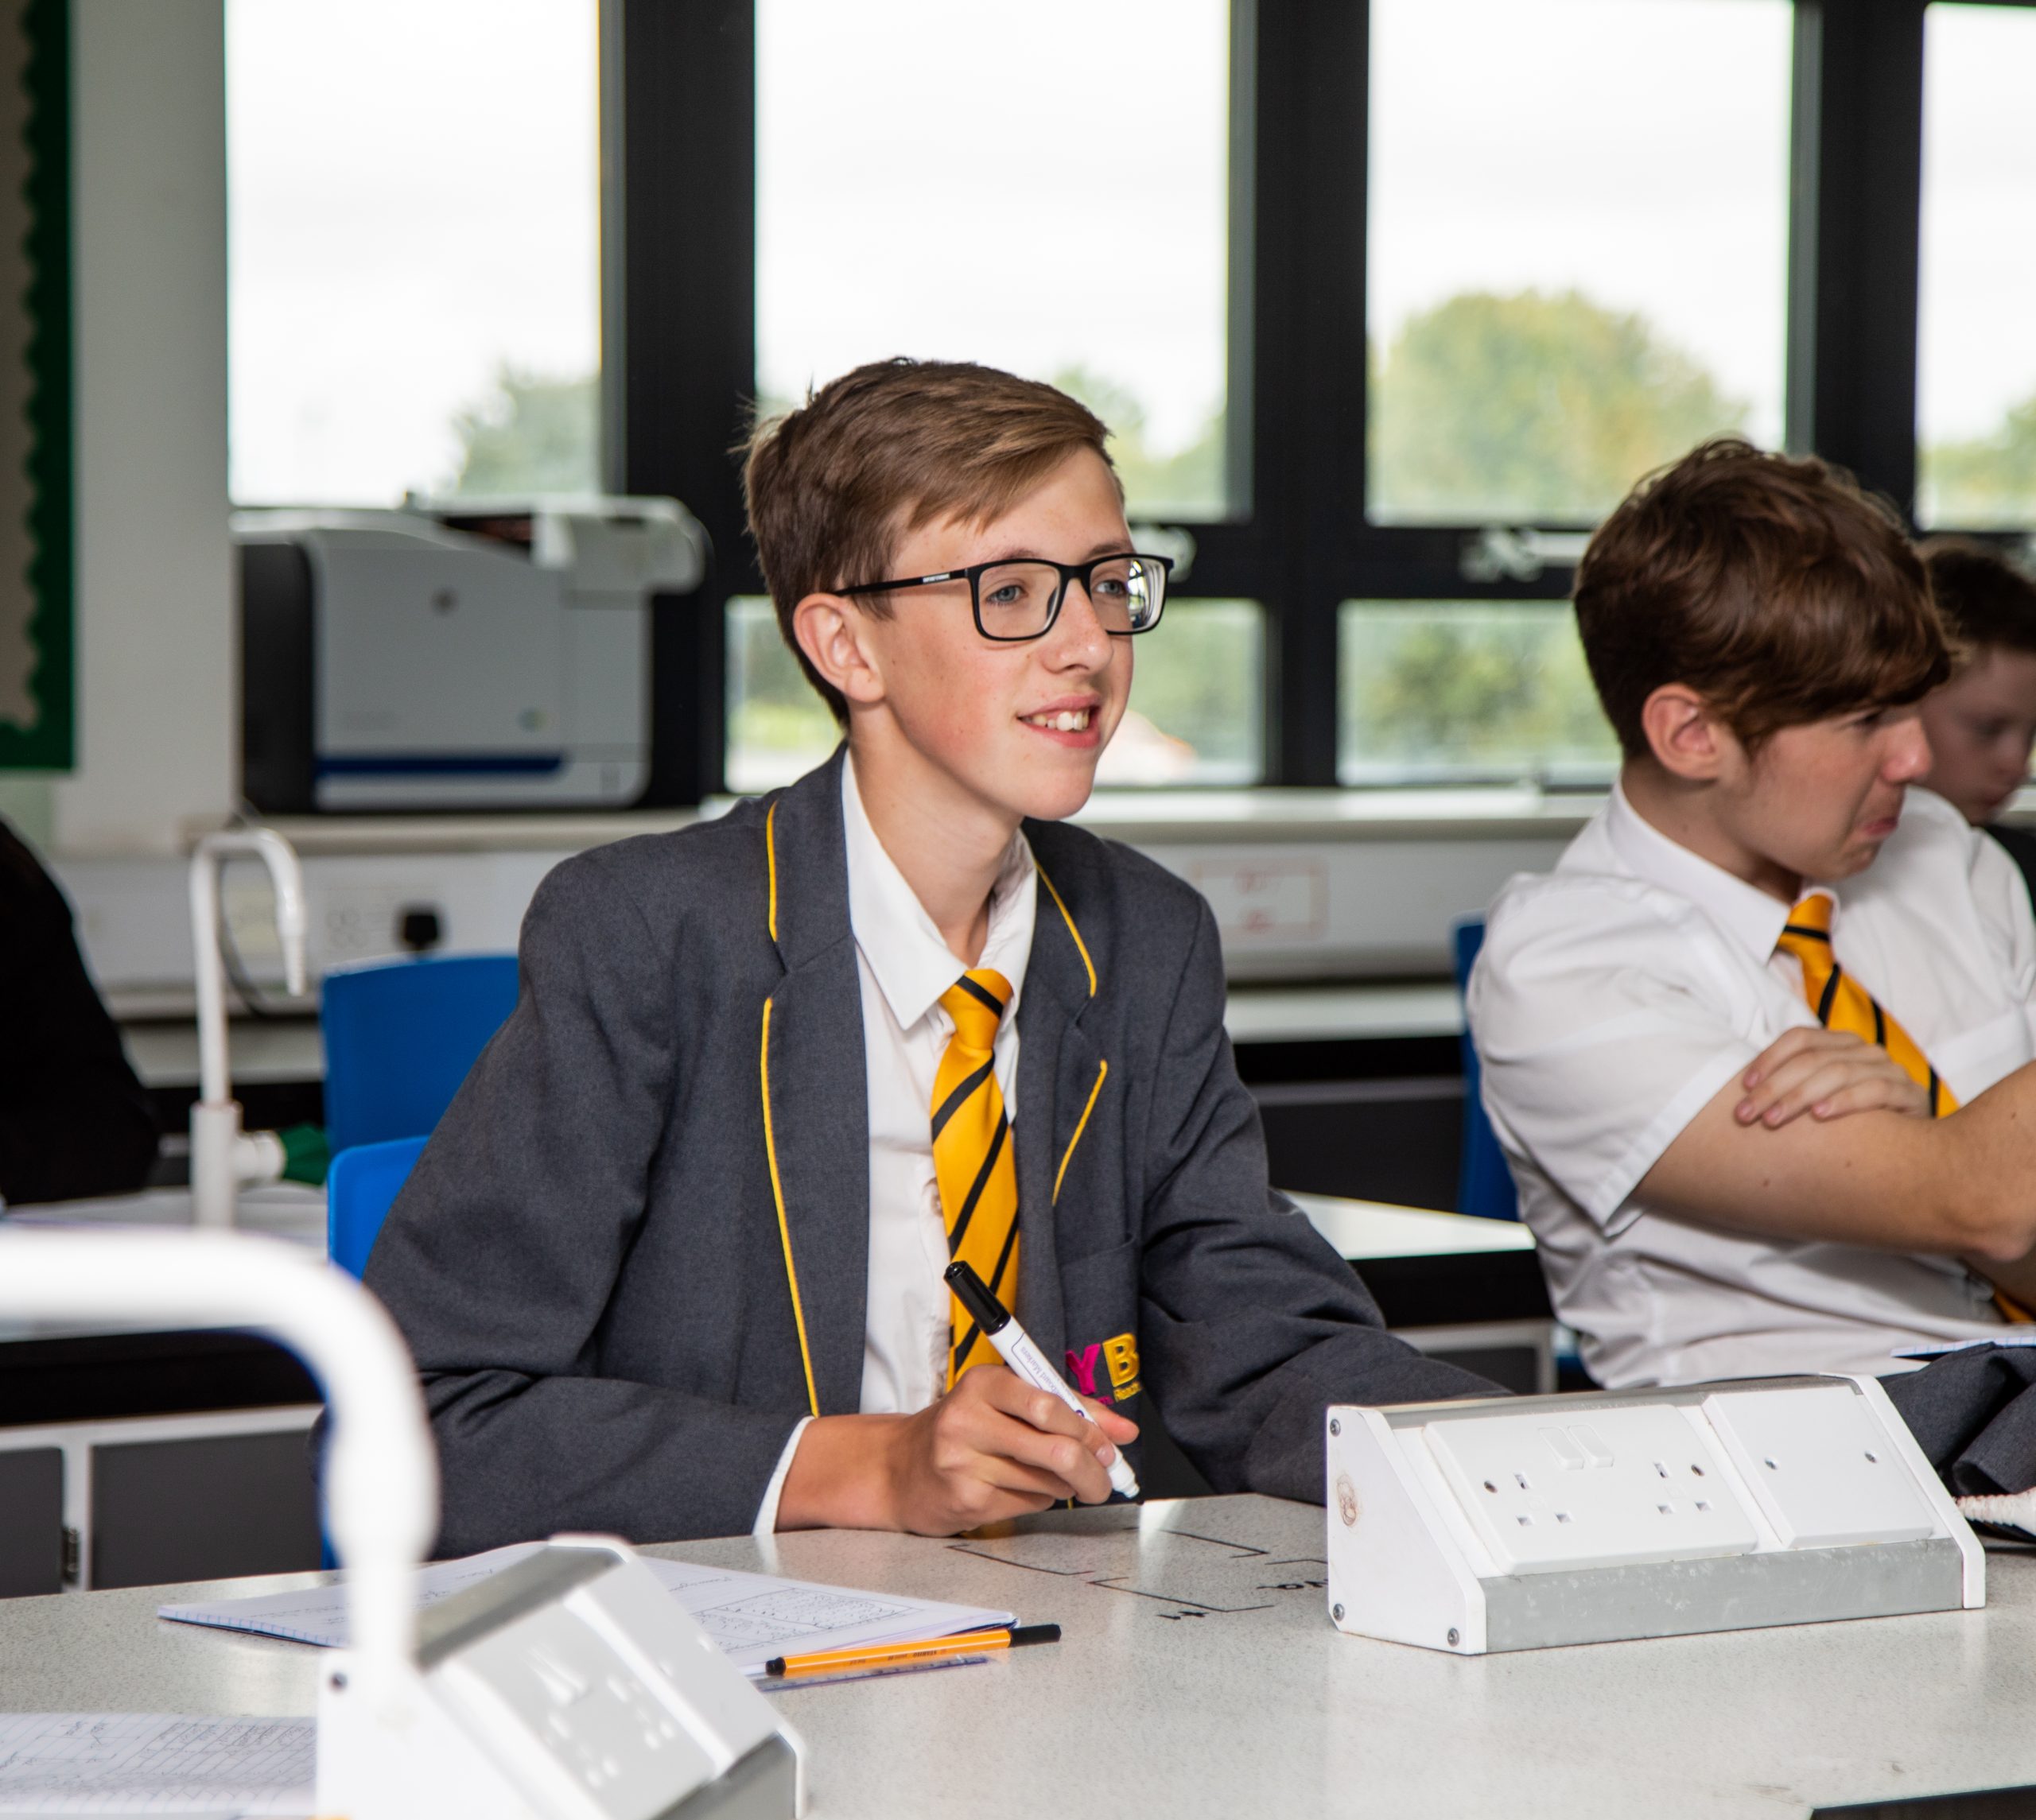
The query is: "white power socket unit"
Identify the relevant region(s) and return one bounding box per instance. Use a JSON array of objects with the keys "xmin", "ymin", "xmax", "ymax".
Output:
[
  {"xmin": 1426, "ymin": 1406, "xmax": 1758, "ymax": 1574},
  {"xmin": 1326, "ymin": 1376, "xmax": 1982, "ymax": 1655}
]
